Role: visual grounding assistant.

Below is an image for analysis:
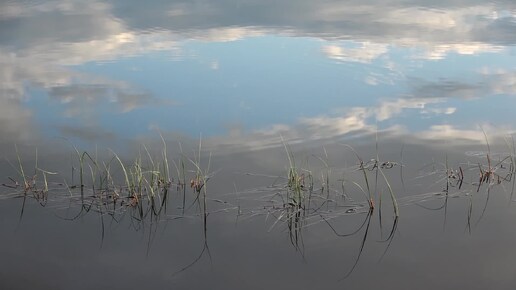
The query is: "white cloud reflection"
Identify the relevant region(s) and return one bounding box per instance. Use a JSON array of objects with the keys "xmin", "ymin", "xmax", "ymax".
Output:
[
  {"xmin": 414, "ymin": 124, "xmax": 515, "ymax": 144},
  {"xmin": 415, "ymin": 43, "xmax": 504, "ymax": 60},
  {"xmin": 323, "ymin": 43, "xmax": 388, "ymax": 63},
  {"xmin": 0, "ymin": 1, "xmax": 180, "ymax": 140},
  {"xmin": 0, "ymin": 98, "xmax": 34, "ymax": 143},
  {"xmin": 2, "ymin": 0, "xmax": 515, "ymax": 60},
  {"xmin": 201, "ymin": 97, "xmax": 462, "ymax": 152}
]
